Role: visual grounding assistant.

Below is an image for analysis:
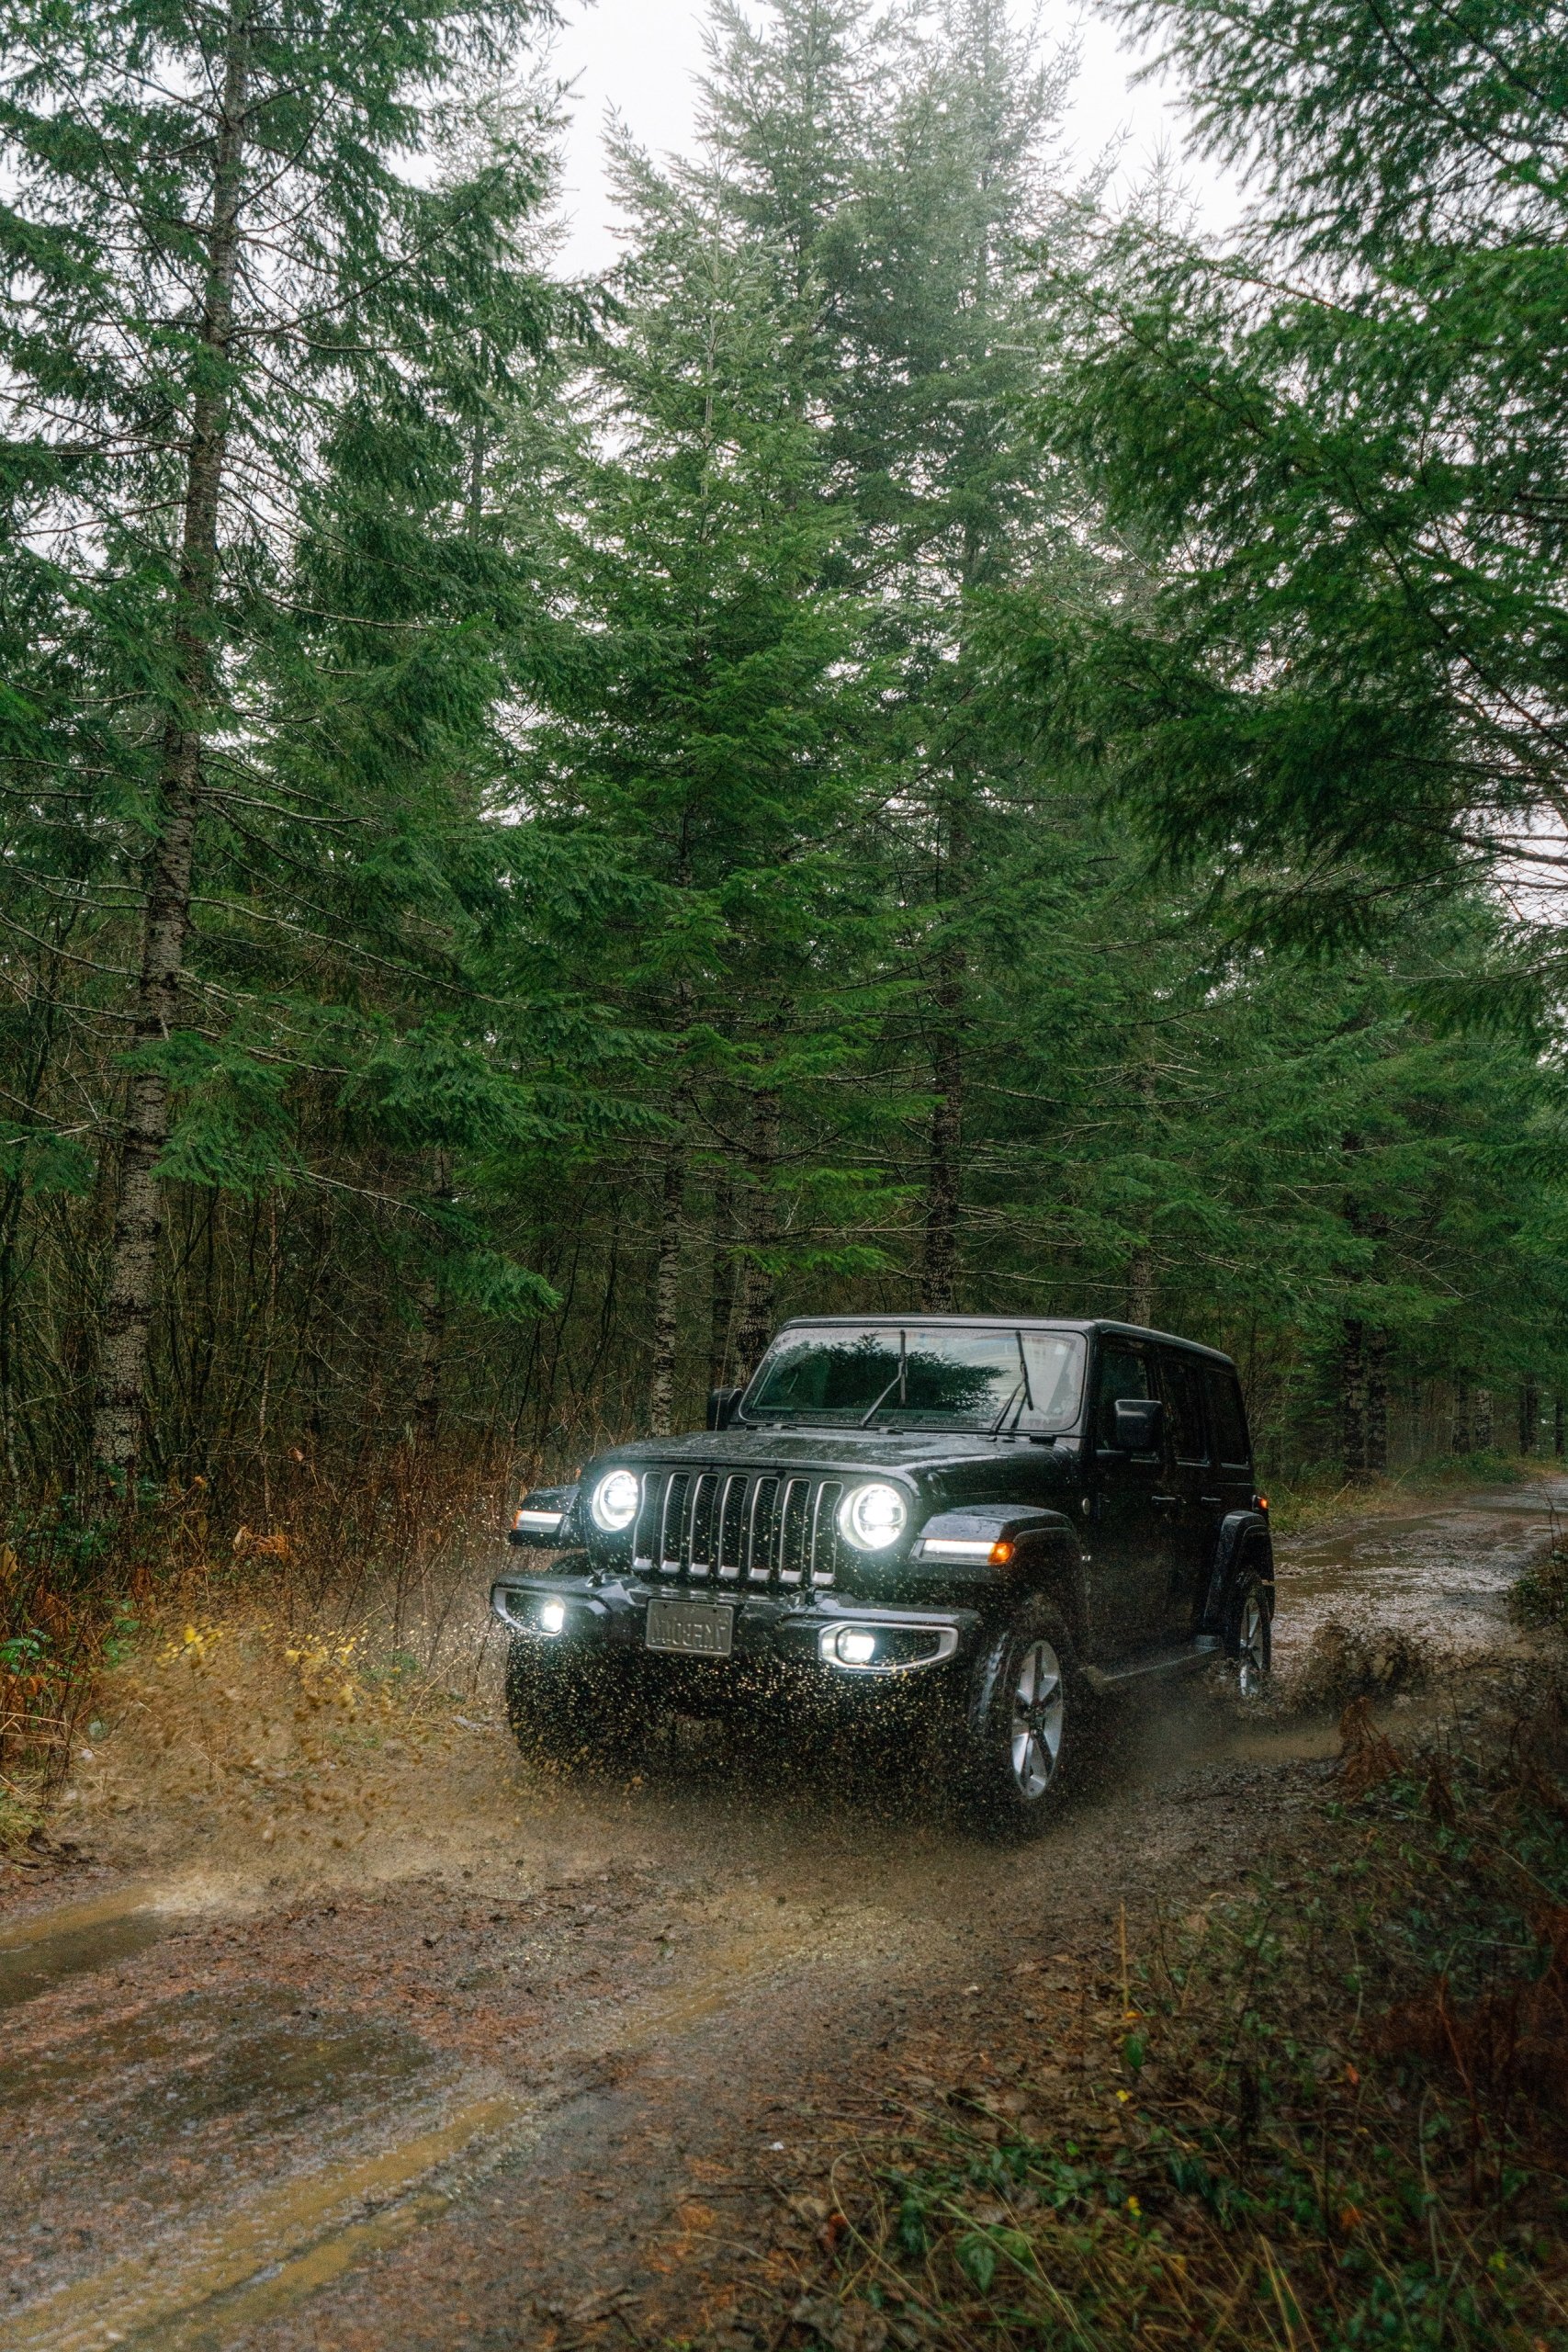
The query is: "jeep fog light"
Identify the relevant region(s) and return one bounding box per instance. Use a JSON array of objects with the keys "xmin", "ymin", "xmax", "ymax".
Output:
[
  {"xmin": 538, "ymin": 1600, "xmax": 567, "ymax": 1635},
  {"xmin": 590, "ymin": 1468, "xmax": 640, "ymax": 1532},
  {"xmin": 839, "ymin": 1482, "xmax": 907, "ymax": 1550},
  {"xmin": 835, "ymin": 1628, "xmax": 877, "ymax": 1666}
]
